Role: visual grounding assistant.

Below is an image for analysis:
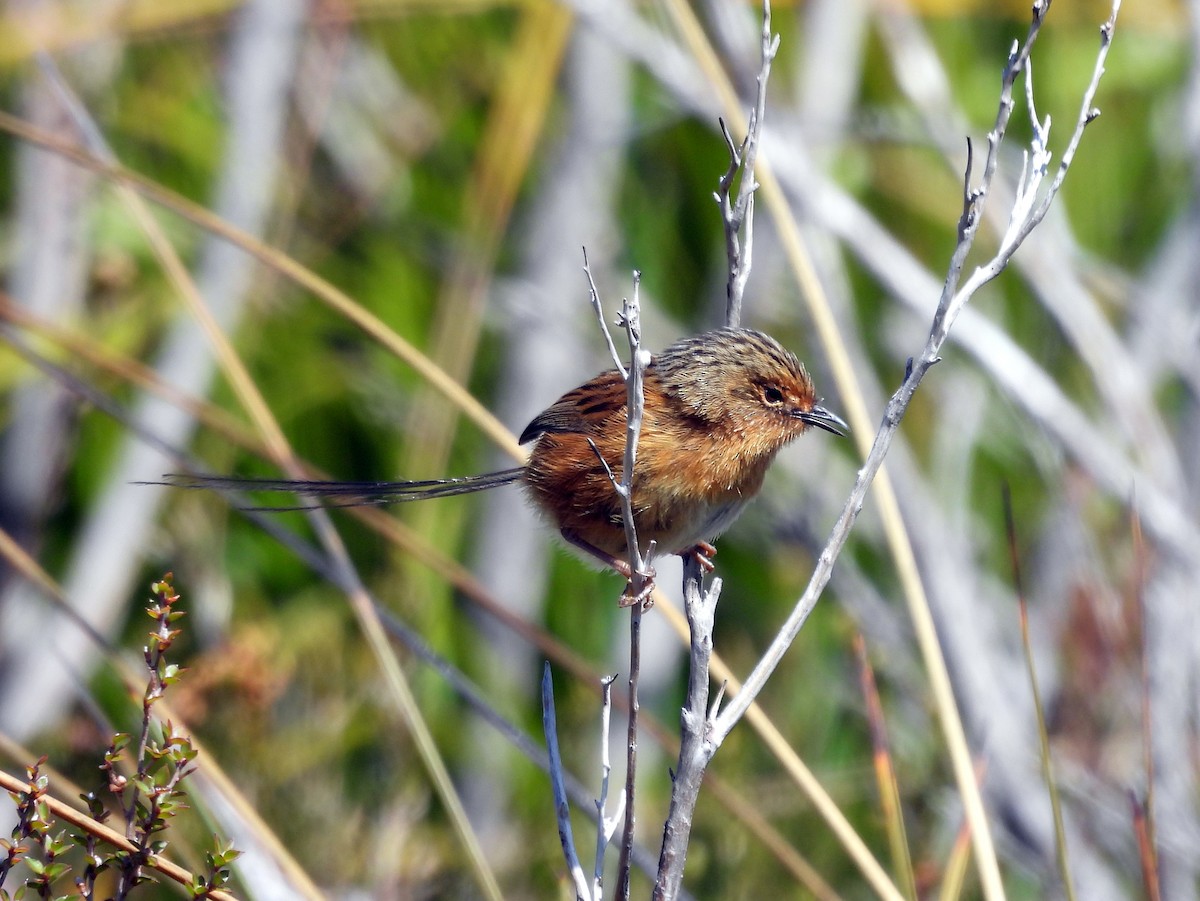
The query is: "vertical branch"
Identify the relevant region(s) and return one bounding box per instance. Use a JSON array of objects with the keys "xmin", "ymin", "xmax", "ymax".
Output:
[
  {"xmin": 703, "ymin": 7, "xmax": 1119, "ymax": 900},
  {"xmin": 716, "ymin": 0, "xmax": 778, "ymax": 328},
  {"xmin": 543, "ymin": 663, "xmax": 590, "ymax": 901},
  {"xmin": 654, "ymin": 558, "xmax": 722, "ymax": 900},
  {"xmin": 581, "ymin": 253, "xmax": 652, "ymax": 900},
  {"xmin": 583, "ymin": 247, "xmax": 629, "ymax": 380},
  {"xmin": 614, "ymin": 279, "xmax": 651, "ymax": 901},
  {"xmin": 593, "ymin": 674, "xmax": 625, "ymax": 898},
  {"xmin": 652, "ymin": 2, "xmax": 776, "ymax": 898},
  {"xmin": 616, "ymin": 280, "xmax": 654, "ymax": 588},
  {"xmin": 614, "ymin": 602, "xmax": 642, "ymax": 901}
]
